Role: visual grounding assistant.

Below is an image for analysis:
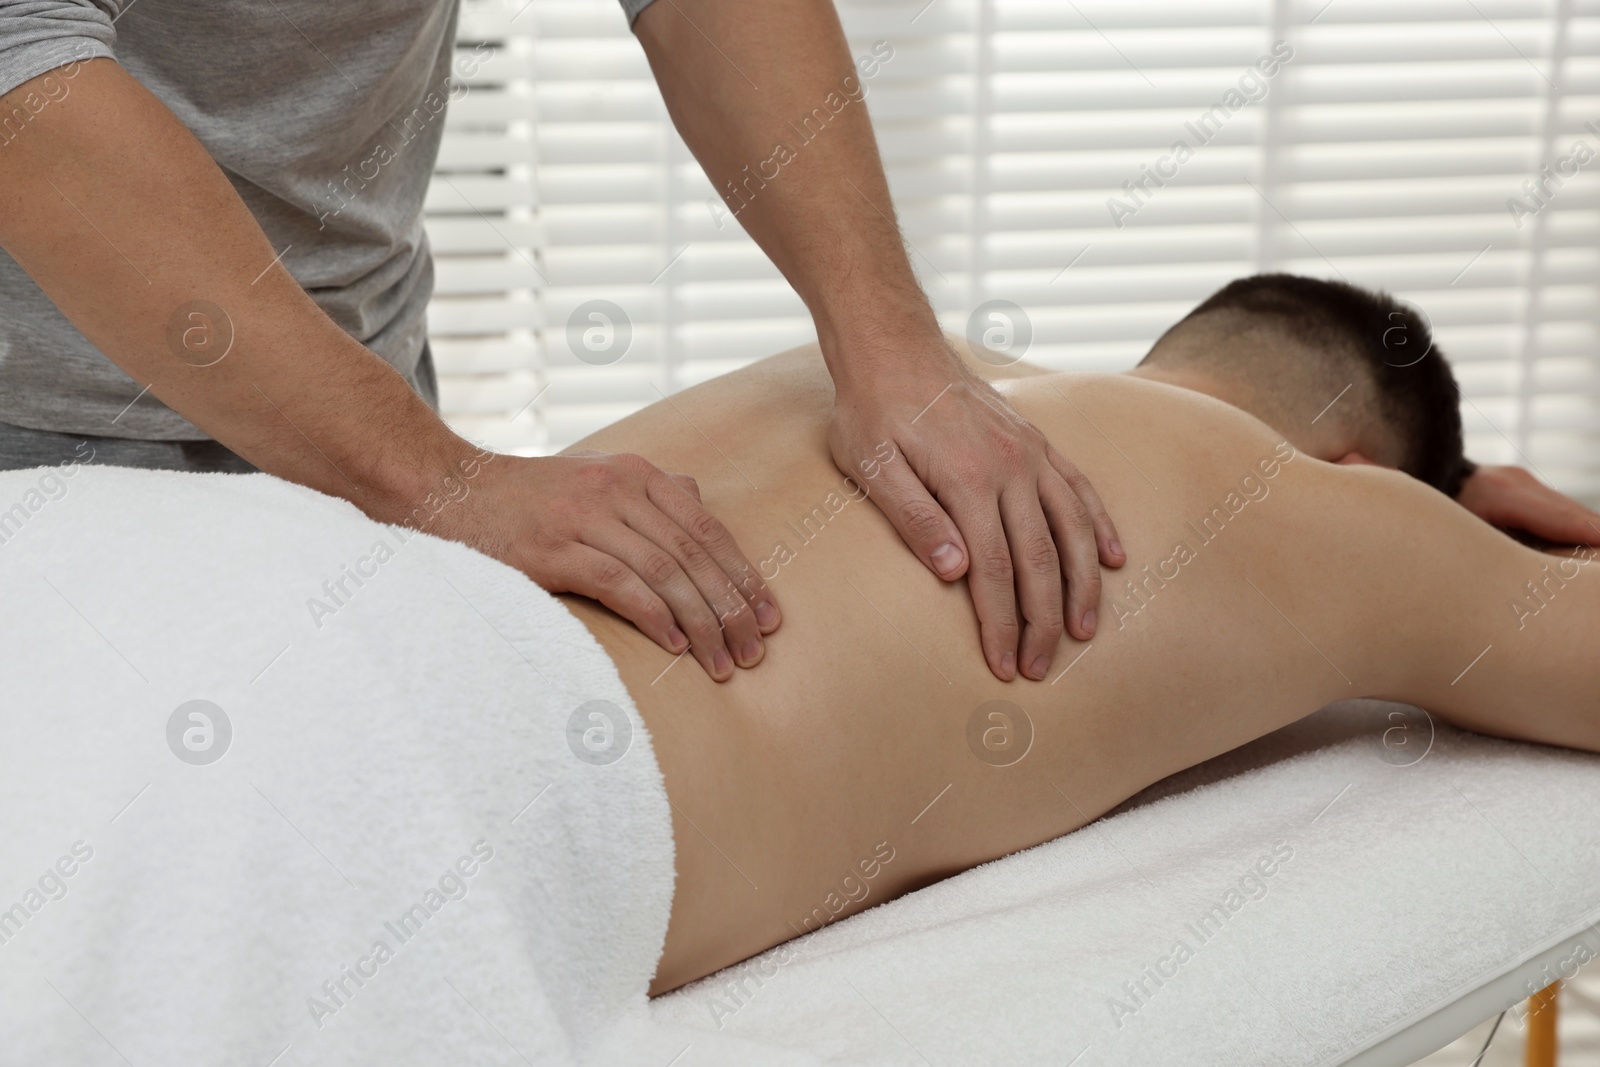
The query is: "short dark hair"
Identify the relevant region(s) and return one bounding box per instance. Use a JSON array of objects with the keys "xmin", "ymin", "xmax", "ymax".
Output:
[{"xmin": 1148, "ymin": 273, "xmax": 1470, "ymax": 496}]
